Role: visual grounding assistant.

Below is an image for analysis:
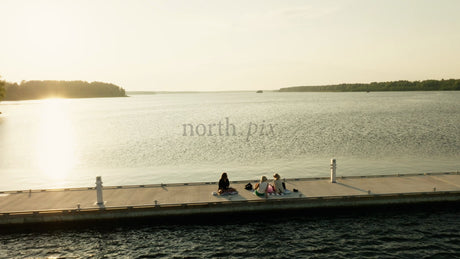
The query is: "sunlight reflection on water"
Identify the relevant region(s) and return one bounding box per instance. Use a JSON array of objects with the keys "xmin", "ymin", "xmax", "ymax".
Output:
[{"xmin": 35, "ymin": 99, "xmax": 77, "ymax": 182}]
